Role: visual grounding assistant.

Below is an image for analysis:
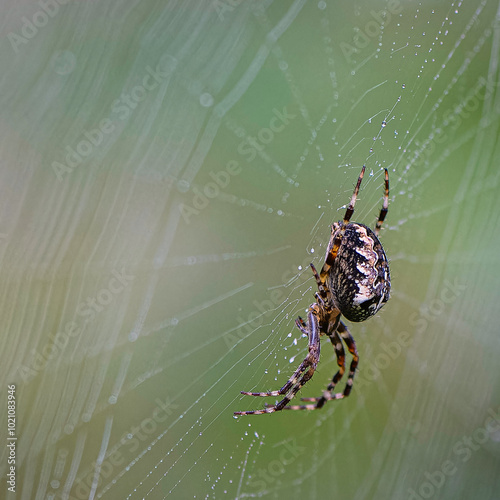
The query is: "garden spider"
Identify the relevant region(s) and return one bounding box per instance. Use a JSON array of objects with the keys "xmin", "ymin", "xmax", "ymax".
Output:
[{"xmin": 234, "ymin": 166, "xmax": 390, "ymax": 415}]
